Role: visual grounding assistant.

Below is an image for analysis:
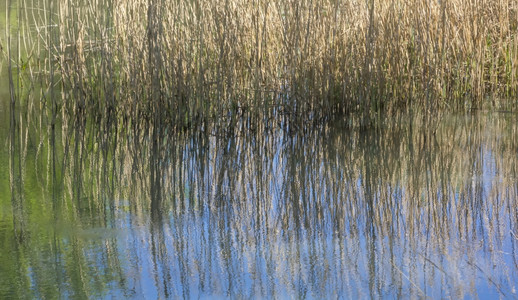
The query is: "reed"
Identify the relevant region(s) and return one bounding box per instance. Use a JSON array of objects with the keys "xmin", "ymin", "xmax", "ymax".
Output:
[{"xmin": 9, "ymin": 0, "xmax": 518, "ymax": 127}]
